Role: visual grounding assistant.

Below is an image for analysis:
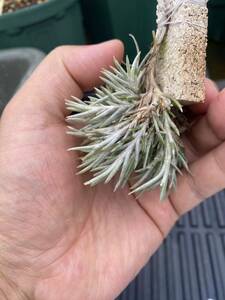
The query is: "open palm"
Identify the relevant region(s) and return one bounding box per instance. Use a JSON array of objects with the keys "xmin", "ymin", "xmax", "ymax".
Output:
[{"xmin": 0, "ymin": 40, "xmax": 224, "ymax": 300}]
